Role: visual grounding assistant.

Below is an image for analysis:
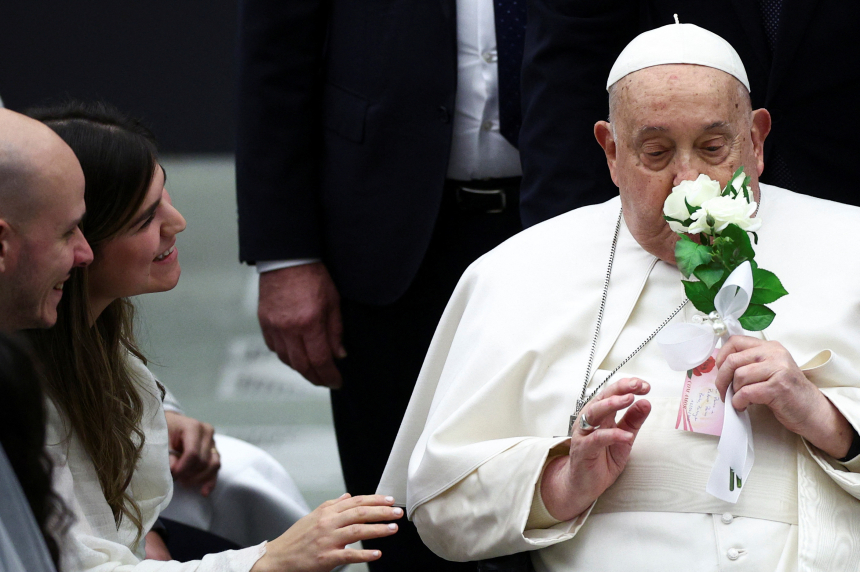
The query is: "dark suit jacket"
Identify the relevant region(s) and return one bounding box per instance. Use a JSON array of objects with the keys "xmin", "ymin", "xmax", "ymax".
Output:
[
  {"xmin": 519, "ymin": 0, "xmax": 860, "ymax": 227},
  {"xmin": 236, "ymin": 1, "xmax": 466, "ymax": 305},
  {"xmin": 236, "ymin": 0, "xmax": 462, "ymax": 305}
]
